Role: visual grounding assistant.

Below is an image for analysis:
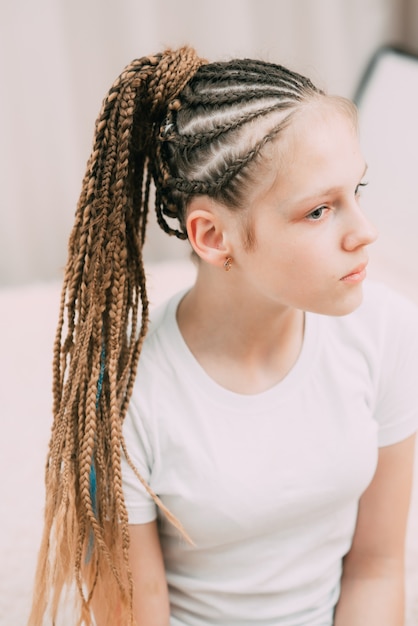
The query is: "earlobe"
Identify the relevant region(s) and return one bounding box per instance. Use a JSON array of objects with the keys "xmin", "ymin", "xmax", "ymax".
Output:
[{"xmin": 186, "ymin": 198, "xmax": 230, "ymax": 268}]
